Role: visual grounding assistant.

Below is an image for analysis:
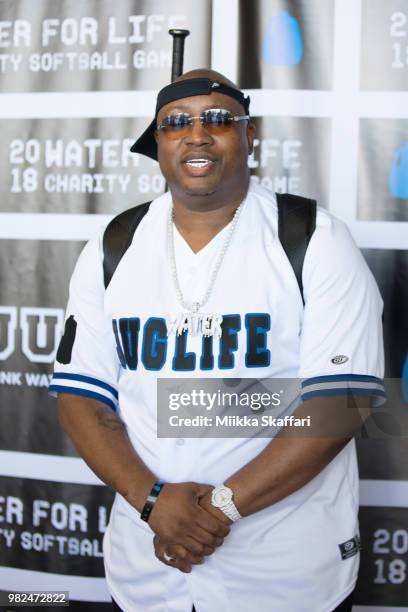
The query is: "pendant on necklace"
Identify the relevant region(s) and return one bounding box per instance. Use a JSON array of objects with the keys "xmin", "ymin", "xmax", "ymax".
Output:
[{"xmin": 166, "ymin": 313, "xmax": 223, "ymax": 338}]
